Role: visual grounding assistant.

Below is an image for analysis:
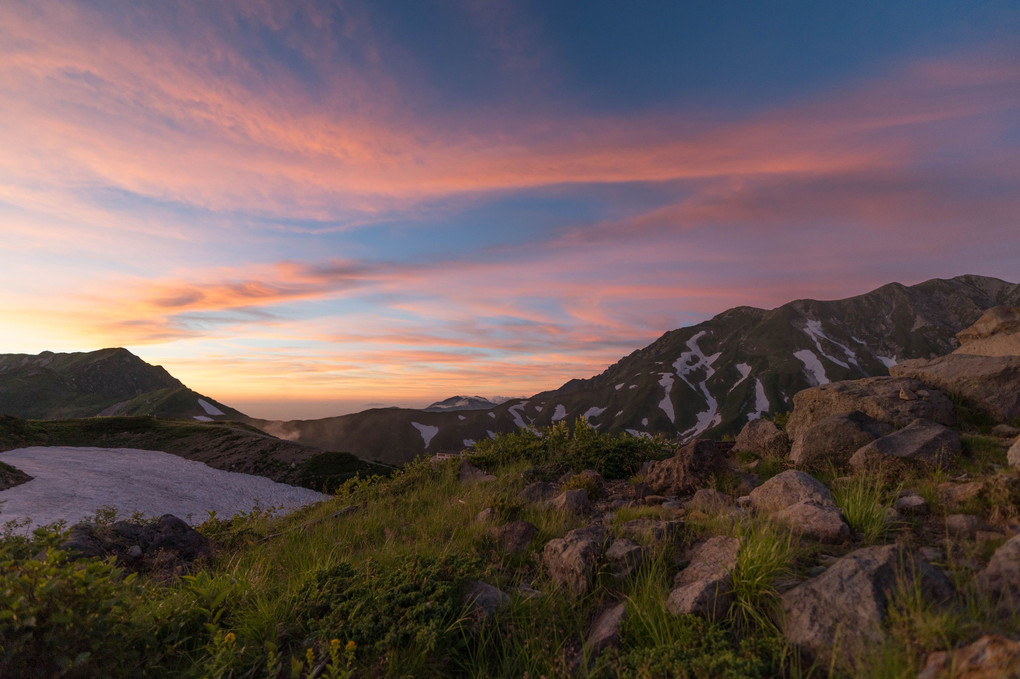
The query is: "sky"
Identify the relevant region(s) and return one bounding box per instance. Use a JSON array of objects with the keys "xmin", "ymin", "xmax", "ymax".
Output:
[{"xmin": 1, "ymin": 1, "xmax": 1018, "ymax": 420}]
